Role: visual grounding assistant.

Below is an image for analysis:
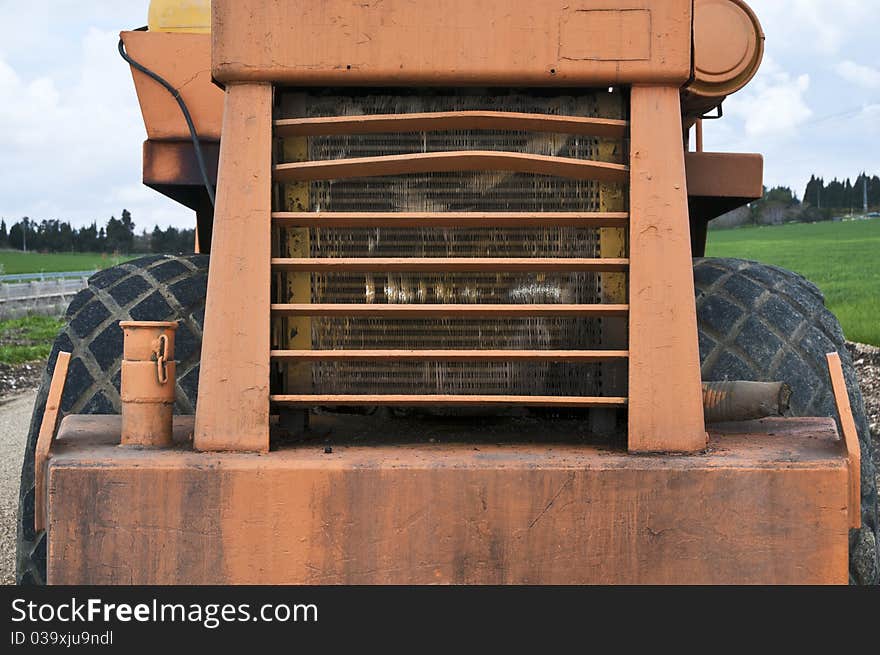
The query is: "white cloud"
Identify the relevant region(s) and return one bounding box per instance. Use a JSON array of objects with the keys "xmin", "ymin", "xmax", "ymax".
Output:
[
  {"xmin": 0, "ymin": 21, "xmax": 191, "ymax": 230},
  {"xmin": 835, "ymin": 60, "xmax": 880, "ymax": 90},
  {"xmin": 704, "ymin": 2, "xmax": 879, "ymax": 194},
  {"xmin": 724, "ymin": 58, "xmax": 812, "ymax": 139},
  {"xmin": 747, "ymin": 0, "xmax": 863, "ymax": 56},
  {"xmin": 0, "ymin": 61, "xmax": 60, "ymax": 148}
]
